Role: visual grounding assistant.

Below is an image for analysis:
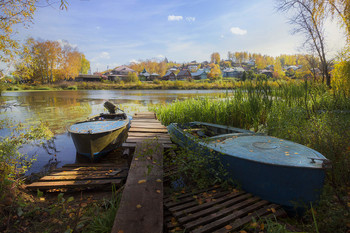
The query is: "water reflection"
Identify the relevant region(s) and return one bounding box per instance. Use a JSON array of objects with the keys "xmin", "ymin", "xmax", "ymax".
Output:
[{"xmin": 0, "ymin": 89, "xmax": 232, "ymax": 174}]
